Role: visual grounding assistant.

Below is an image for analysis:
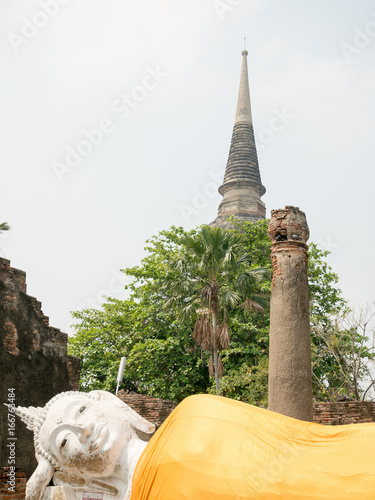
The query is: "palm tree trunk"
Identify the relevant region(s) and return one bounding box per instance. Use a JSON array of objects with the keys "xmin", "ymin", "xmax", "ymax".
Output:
[{"xmin": 212, "ymin": 308, "xmax": 220, "ymax": 394}]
